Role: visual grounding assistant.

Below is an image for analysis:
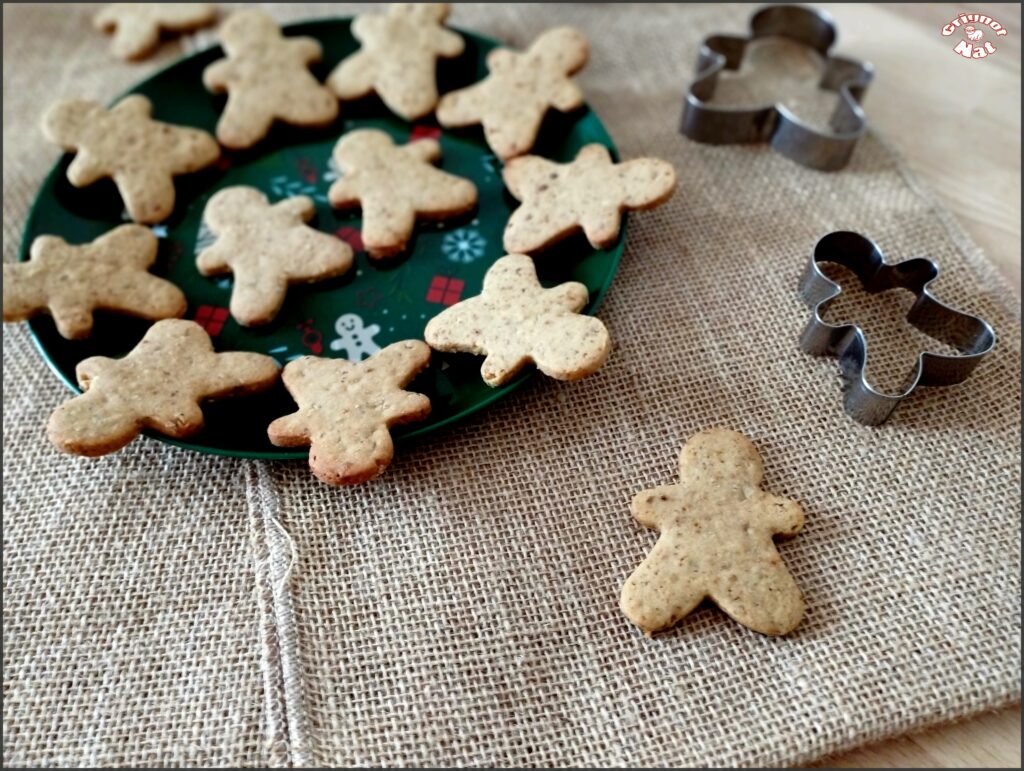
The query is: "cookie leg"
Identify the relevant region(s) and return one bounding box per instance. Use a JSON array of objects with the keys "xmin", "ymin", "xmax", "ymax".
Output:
[
  {"xmin": 308, "ymin": 426, "xmax": 394, "ymax": 486},
  {"xmin": 47, "ymin": 392, "xmax": 141, "ymax": 456},
  {"xmin": 216, "ymin": 96, "xmax": 275, "ymax": 151},
  {"xmin": 710, "ymin": 557, "xmax": 804, "ymax": 636},
  {"xmin": 228, "ymin": 271, "xmax": 289, "ymax": 327},
  {"xmin": 48, "ymin": 301, "xmax": 95, "ymax": 340},
  {"xmin": 360, "ymin": 199, "xmax": 415, "ymax": 260},
  {"xmin": 620, "ymin": 541, "xmax": 706, "ymax": 634},
  {"xmin": 115, "ymin": 169, "xmax": 177, "ymax": 224}
]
